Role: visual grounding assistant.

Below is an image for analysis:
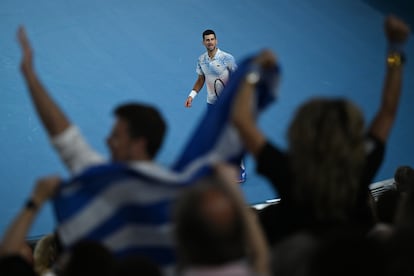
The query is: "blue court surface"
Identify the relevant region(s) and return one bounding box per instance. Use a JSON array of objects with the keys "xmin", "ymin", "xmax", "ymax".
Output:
[{"xmin": 1, "ymin": 0, "xmax": 413, "ymax": 238}]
